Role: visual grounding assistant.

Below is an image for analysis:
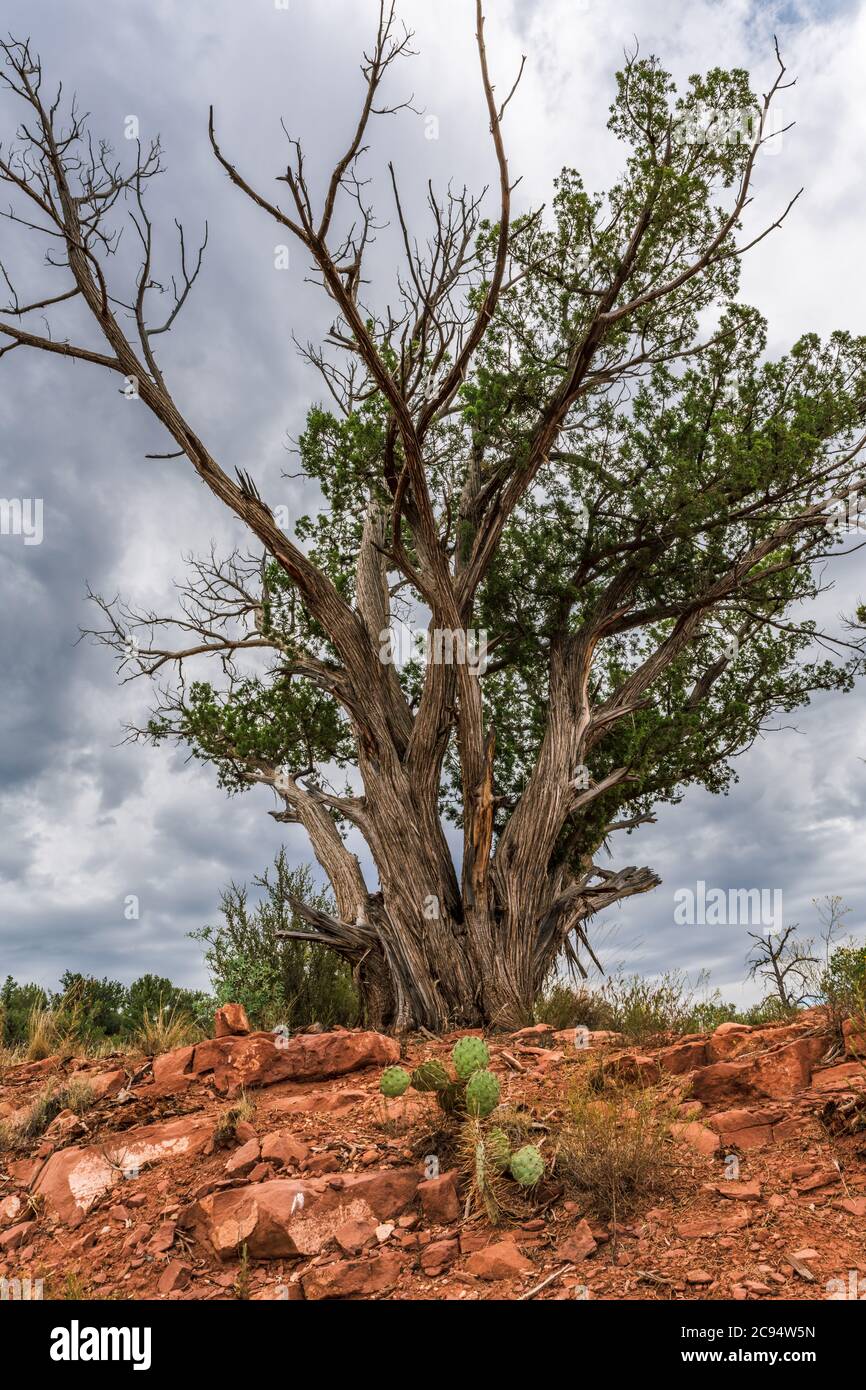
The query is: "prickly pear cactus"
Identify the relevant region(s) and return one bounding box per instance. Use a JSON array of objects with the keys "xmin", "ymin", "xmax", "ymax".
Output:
[
  {"xmin": 510, "ymin": 1144, "xmax": 544, "ymax": 1187},
  {"xmin": 379, "ymin": 1065, "xmax": 411, "ymax": 1098},
  {"xmin": 451, "ymin": 1035, "xmax": 490, "ymax": 1079},
  {"xmin": 485, "ymin": 1126, "xmax": 512, "ymax": 1174},
  {"xmin": 410, "ymin": 1059, "xmax": 450, "ymax": 1093},
  {"xmin": 465, "ymin": 1068, "xmax": 501, "ymax": 1117}
]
